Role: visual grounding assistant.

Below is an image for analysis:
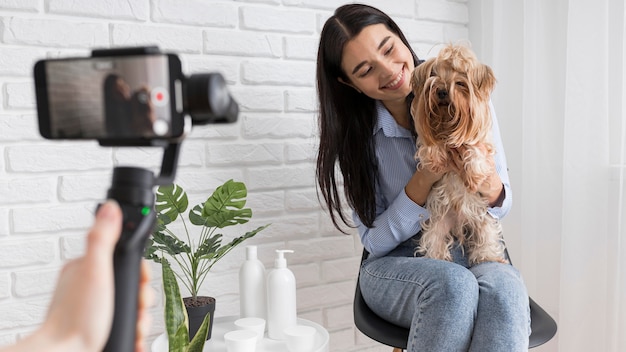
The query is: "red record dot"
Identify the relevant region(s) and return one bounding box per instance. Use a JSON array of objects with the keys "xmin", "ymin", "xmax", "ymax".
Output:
[{"xmin": 151, "ymin": 87, "xmax": 169, "ymax": 107}]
